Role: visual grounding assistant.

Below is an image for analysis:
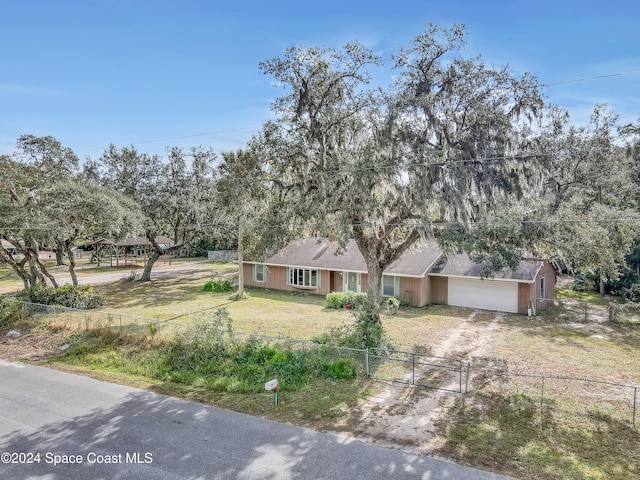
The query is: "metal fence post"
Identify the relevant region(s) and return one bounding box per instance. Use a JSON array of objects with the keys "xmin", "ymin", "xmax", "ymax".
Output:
[
  {"xmin": 365, "ymin": 348, "xmax": 370, "ymax": 377},
  {"xmin": 53, "ymin": 305, "xmax": 57, "ymax": 322},
  {"xmin": 412, "ymin": 353, "xmax": 415, "ymax": 386},
  {"xmin": 633, "ymin": 387, "xmax": 637, "ymax": 427},
  {"xmin": 540, "ymin": 376, "xmax": 545, "ymax": 426},
  {"xmin": 119, "ymin": 315, "xmax": 123, "ymax": 336},
  {"xmin": 465, "ymin": 361, "xmax": 471, "ymax": 393},
  {"xmin": 584, "ymin": 302, "xmax": 588, "ymax": 322}
]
